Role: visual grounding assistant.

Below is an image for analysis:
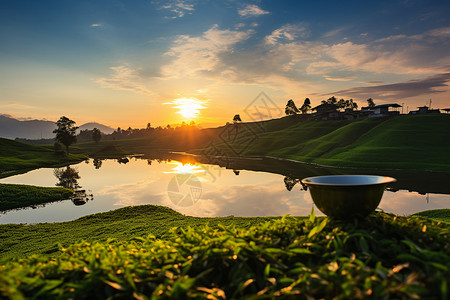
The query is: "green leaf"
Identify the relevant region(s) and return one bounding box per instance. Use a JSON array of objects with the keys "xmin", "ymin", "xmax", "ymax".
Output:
[
  {"xmin": 264, "ymin": 264, "xmax": 270, "ymax": 278},
  {"xmin": 308, "ymin": 218, "xmax": 327, "ymax": 239},
  {"xmin": 359, "ymin": 237, "xmax": 369, "ymax": 253},
  {"xmin": 309, "ymin": 207, "xmax": 316, "ymax": 224},
  {"xmin": 289, "ymin": 248, "xmax": 312, "ymax": 255}
]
